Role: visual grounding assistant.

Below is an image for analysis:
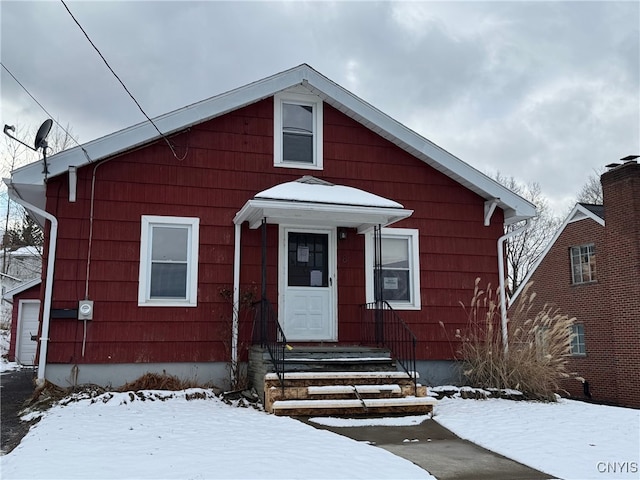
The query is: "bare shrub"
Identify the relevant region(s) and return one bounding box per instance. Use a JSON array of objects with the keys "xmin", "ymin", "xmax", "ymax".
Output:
[
  {"xmin": 453, "ymin": 279, "xmax": 581, "ymax": 401},
  {"xmin": 117, "ymin": 372, "xmax": 203, "ymax": 392}
]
